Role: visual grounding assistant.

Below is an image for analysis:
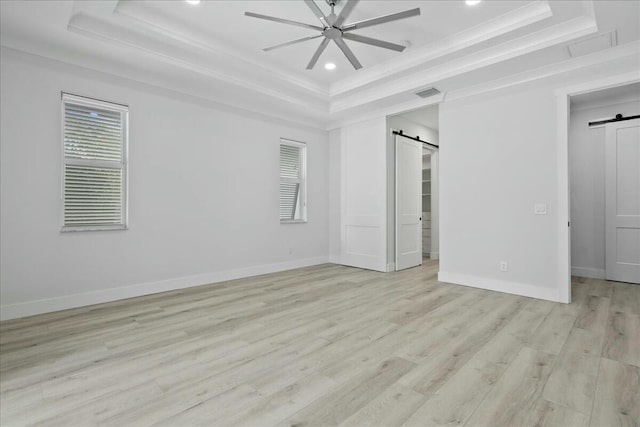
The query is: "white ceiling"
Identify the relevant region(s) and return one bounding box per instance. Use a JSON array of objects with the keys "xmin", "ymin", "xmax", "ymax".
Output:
[
  {"xmin": 1, "ymin": 0, "xmax": 639, "ymax": 128},
  {"xmin": 117, "ymin": 0, "xmax": 534, "ymax": 85}
]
